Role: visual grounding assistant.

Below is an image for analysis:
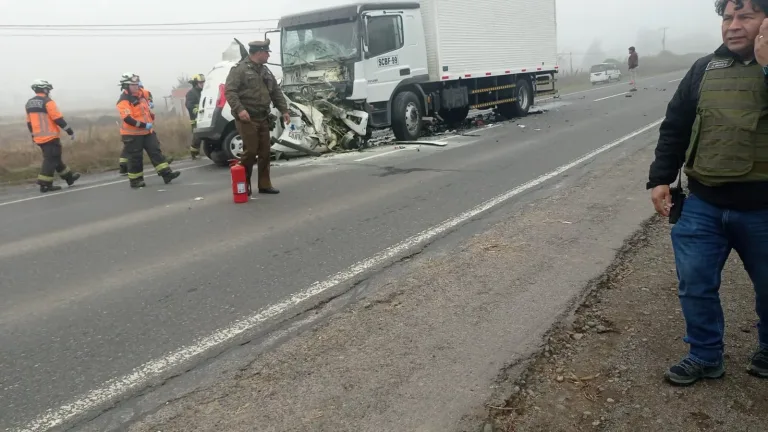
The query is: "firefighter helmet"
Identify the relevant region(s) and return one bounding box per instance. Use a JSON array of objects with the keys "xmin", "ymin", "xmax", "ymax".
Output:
[
  {"xmin": 119, "ymin": 73, "xmax": 140, "ymax": 86},
  {"xmin": 189, "ymin": 73, "xmax": 206, "ymax": 84},
  {"xmin": 31, "ymin": 79, "xmax": 53, "ymax": 92}
]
